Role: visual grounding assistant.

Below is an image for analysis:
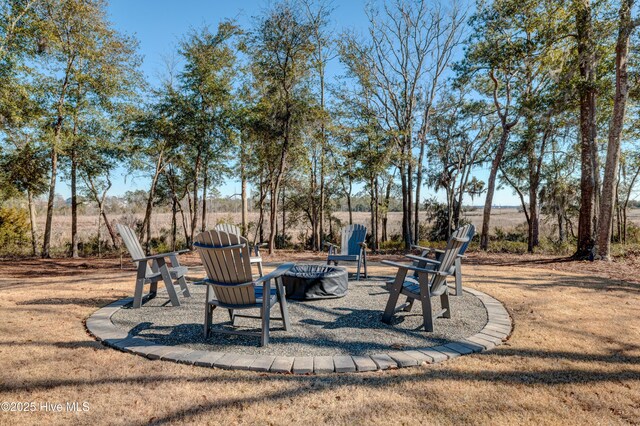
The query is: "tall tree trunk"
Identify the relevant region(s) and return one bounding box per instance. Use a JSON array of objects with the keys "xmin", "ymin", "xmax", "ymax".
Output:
[
  {"xmin": 258, "ymin": 175, "xmax": 265, "ymax": 244},
  {"xmin": 347, "ymin": 180, "xmax": 353, "ymax": 225},
  {"xmin": 141, "ymin": 157, "xmax": 163, "ymax": 254},
  {"xmin": 575, "ymin": 0, "xmax": 598, "ymax": 258},
  {"xmin": 42, "ymin": 58, "xmax": 73, "ymax": 258},
  {"xmin": 480, "ymin": 128, "xmax": 512, "ymax": 250},
  {"xmin": 201, "ymin": 154, "xmax": 209, "ymax": 233},
  {"xmin": 406, "ymin": 146, "xmax": 413, "ymax": 248},
  {"xmin": 374, "ymin": 176, "xmax": 380, "ymax": 250},
  {"xmin": 190, "ymin": 151, "xmax": 201, "ymax": 247},
  {"xmin": 596, "ymin": 0, "xmax": 636, "ymax": 260},
  {"xmin": 528, "ymin": 185, "xmax": 539, "ymax": 253},
  {"xmin": 319, "ymin": 148, "xmax": 325, "ymax": 249},
  {"xmin": 42, "ymin": 147, "xmax": 57, "ymax": 258},
  {"xmin": 27, "ymin": 188, "xmax": 38, "ymax": 257},
  {"xmin": 381, "ymin": 173, "xmax": 393, "ymax": 242},
  {"xmin": 268, "ymin": 102, "xmax": 292, "ymax": 254},
  {"xmin": 281, "ymin": 184, "xmax": 286, "ymax": 245},
  {"xmin": 369, "ymin": 176, "xmax": 378, "ymax": 250},
  {"xmin": 241, "ymin": 165, "xmax": 248, "ymax": 237},
  {"xmin": 70, "ymin": 146, "xmax": 79, "ymax": 258},
  {"xmin": 171, "ymin": 198, "xmax": 177, "ymax": 251},
  {"xmin": 481, "ymin": 71, "xmax": 518, "ymax": 250},
  {"xmin": 557, "ymin": 212, "xmax": 565, "ymax": 242},
  {"xmin": 400, "ymin": 159, "xmax": 410, "ymax": 248}
]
